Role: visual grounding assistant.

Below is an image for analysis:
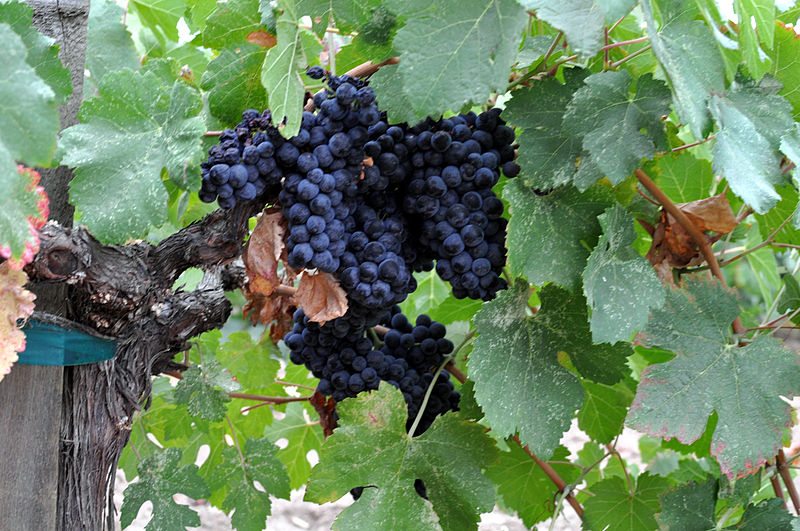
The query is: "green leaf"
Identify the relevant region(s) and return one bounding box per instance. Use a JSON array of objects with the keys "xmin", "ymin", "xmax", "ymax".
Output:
[
  {"xmin": 584, "ymin": 205, "xmax": 665, "ymax": 344},
  {"xmin": 710, "ymin": 79, "xmax": 795, "ymax": 214},
  {"xmin": 202, "ymin": 0, "xmax": 262, "ymax": 49},
  {"xmin": 771, "ymin": 23, "xmax": 800, "ymax": 119},
  {"xmin": 0, "ymin": 0, "xmax": 71, "ymax": 103},
  {"xmin": 627, "ymin": 279, "xmax": 800, "ymax": 478},
  {"xmin": 646, "ymin": 151, "xmax": 714, "ymax": 203},
  {"xmin": 470, "ymin": 281, "xmax": 629, "ymax": 457},
  {"xmin": 0, "ymin": 24, "xmax": 58, "ymax": 167},
  {"xmin": 120, "ymin": 448, "xmax": 209, "ymax": 530},
  {"xmin": 656, "ymin": 477, "xmax": 718, "ymax": 531},
  {"xmin": 205, "ymin": 438, "xmax": 291, "ymax": 531},
  {"xmin": 85, "ymin": 0, "xmax": 139, "ymax": 84},
  {"xmin": 0, "ymin": 26, "xmax": 59, "ymax": 261},
  {"xmin": 504, "ymin": 69, "xmax": 589, "ymax": 189},
  {"xmin": 487, "ymin": 445, "xmax": 580, "ymax": 527},
  {"xmin": 522, "ymin": 0, "xmax": 637, "ymax": 57},
  {"xmin": 778, "ymin": 274, "xmax": 800, "ymax": 315},
  {"xmin": 61, "ymin": 70, "xmax": 205, "ymax": 242},
  {"xmin": 583, "ymin": 473, "xmax": 668, "ymax": 531},
  {"xmin": 732, "ymin": 498, "xmax": 798, "ymax": 529},
  {"xmin": 564, "ymin": 71, "xmax": 671, "ymax": 184},
  {"xmin": 264, "ymin": 402, "xmax": 324, "ymax": 489},
  {"xmin": 400, "ymin": 270, "xmax": 450, "ymax": 318},
  {"xmin": 755, "ymin": 185, "xmax": 800, "ymax": 245},
  {"xmin": 173, "ymin": 360, "xmax": 239, "ymax": 421},
  {"xmin": 295, "ymin": 0, "xmax": 383, "ymax": 34},
  {"xmin": 578, "ymin": 380, "xmax": 633, "ymax": 444},
  {"xmin": 215, "ymin": 331, "xmax": 280, "ymax": 391},
  {"xmin": 505, "ymin": 181, "xmax": 613, "ymax": 290},
  {"xmin": 306, "ymin": 385, "xmax": 497, "ymax": 531},
  {"xmin": 371, "ymin": 0, "xmax": 526, "ymax": 122},
  {"xmin": 641, "ymin": 0, "xmax": 725, "ymax": 138},
  {"xmin": 203, "ymin": 45, "xmax": 268, "ymax": 124},
  {"xmin": 261, "ymin": 0, "xmax": 317, "ymax": 137},
  {"xmin": 735, "ymin": 0, "xmax": 775, "ymax": 80},
  {"xmin": 129, "ymin": 0, "xmax": 186, "ymax": 42},
  {"xmin": 427, "ymin": 296, "xmax": 482, "ymax": 324}
]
